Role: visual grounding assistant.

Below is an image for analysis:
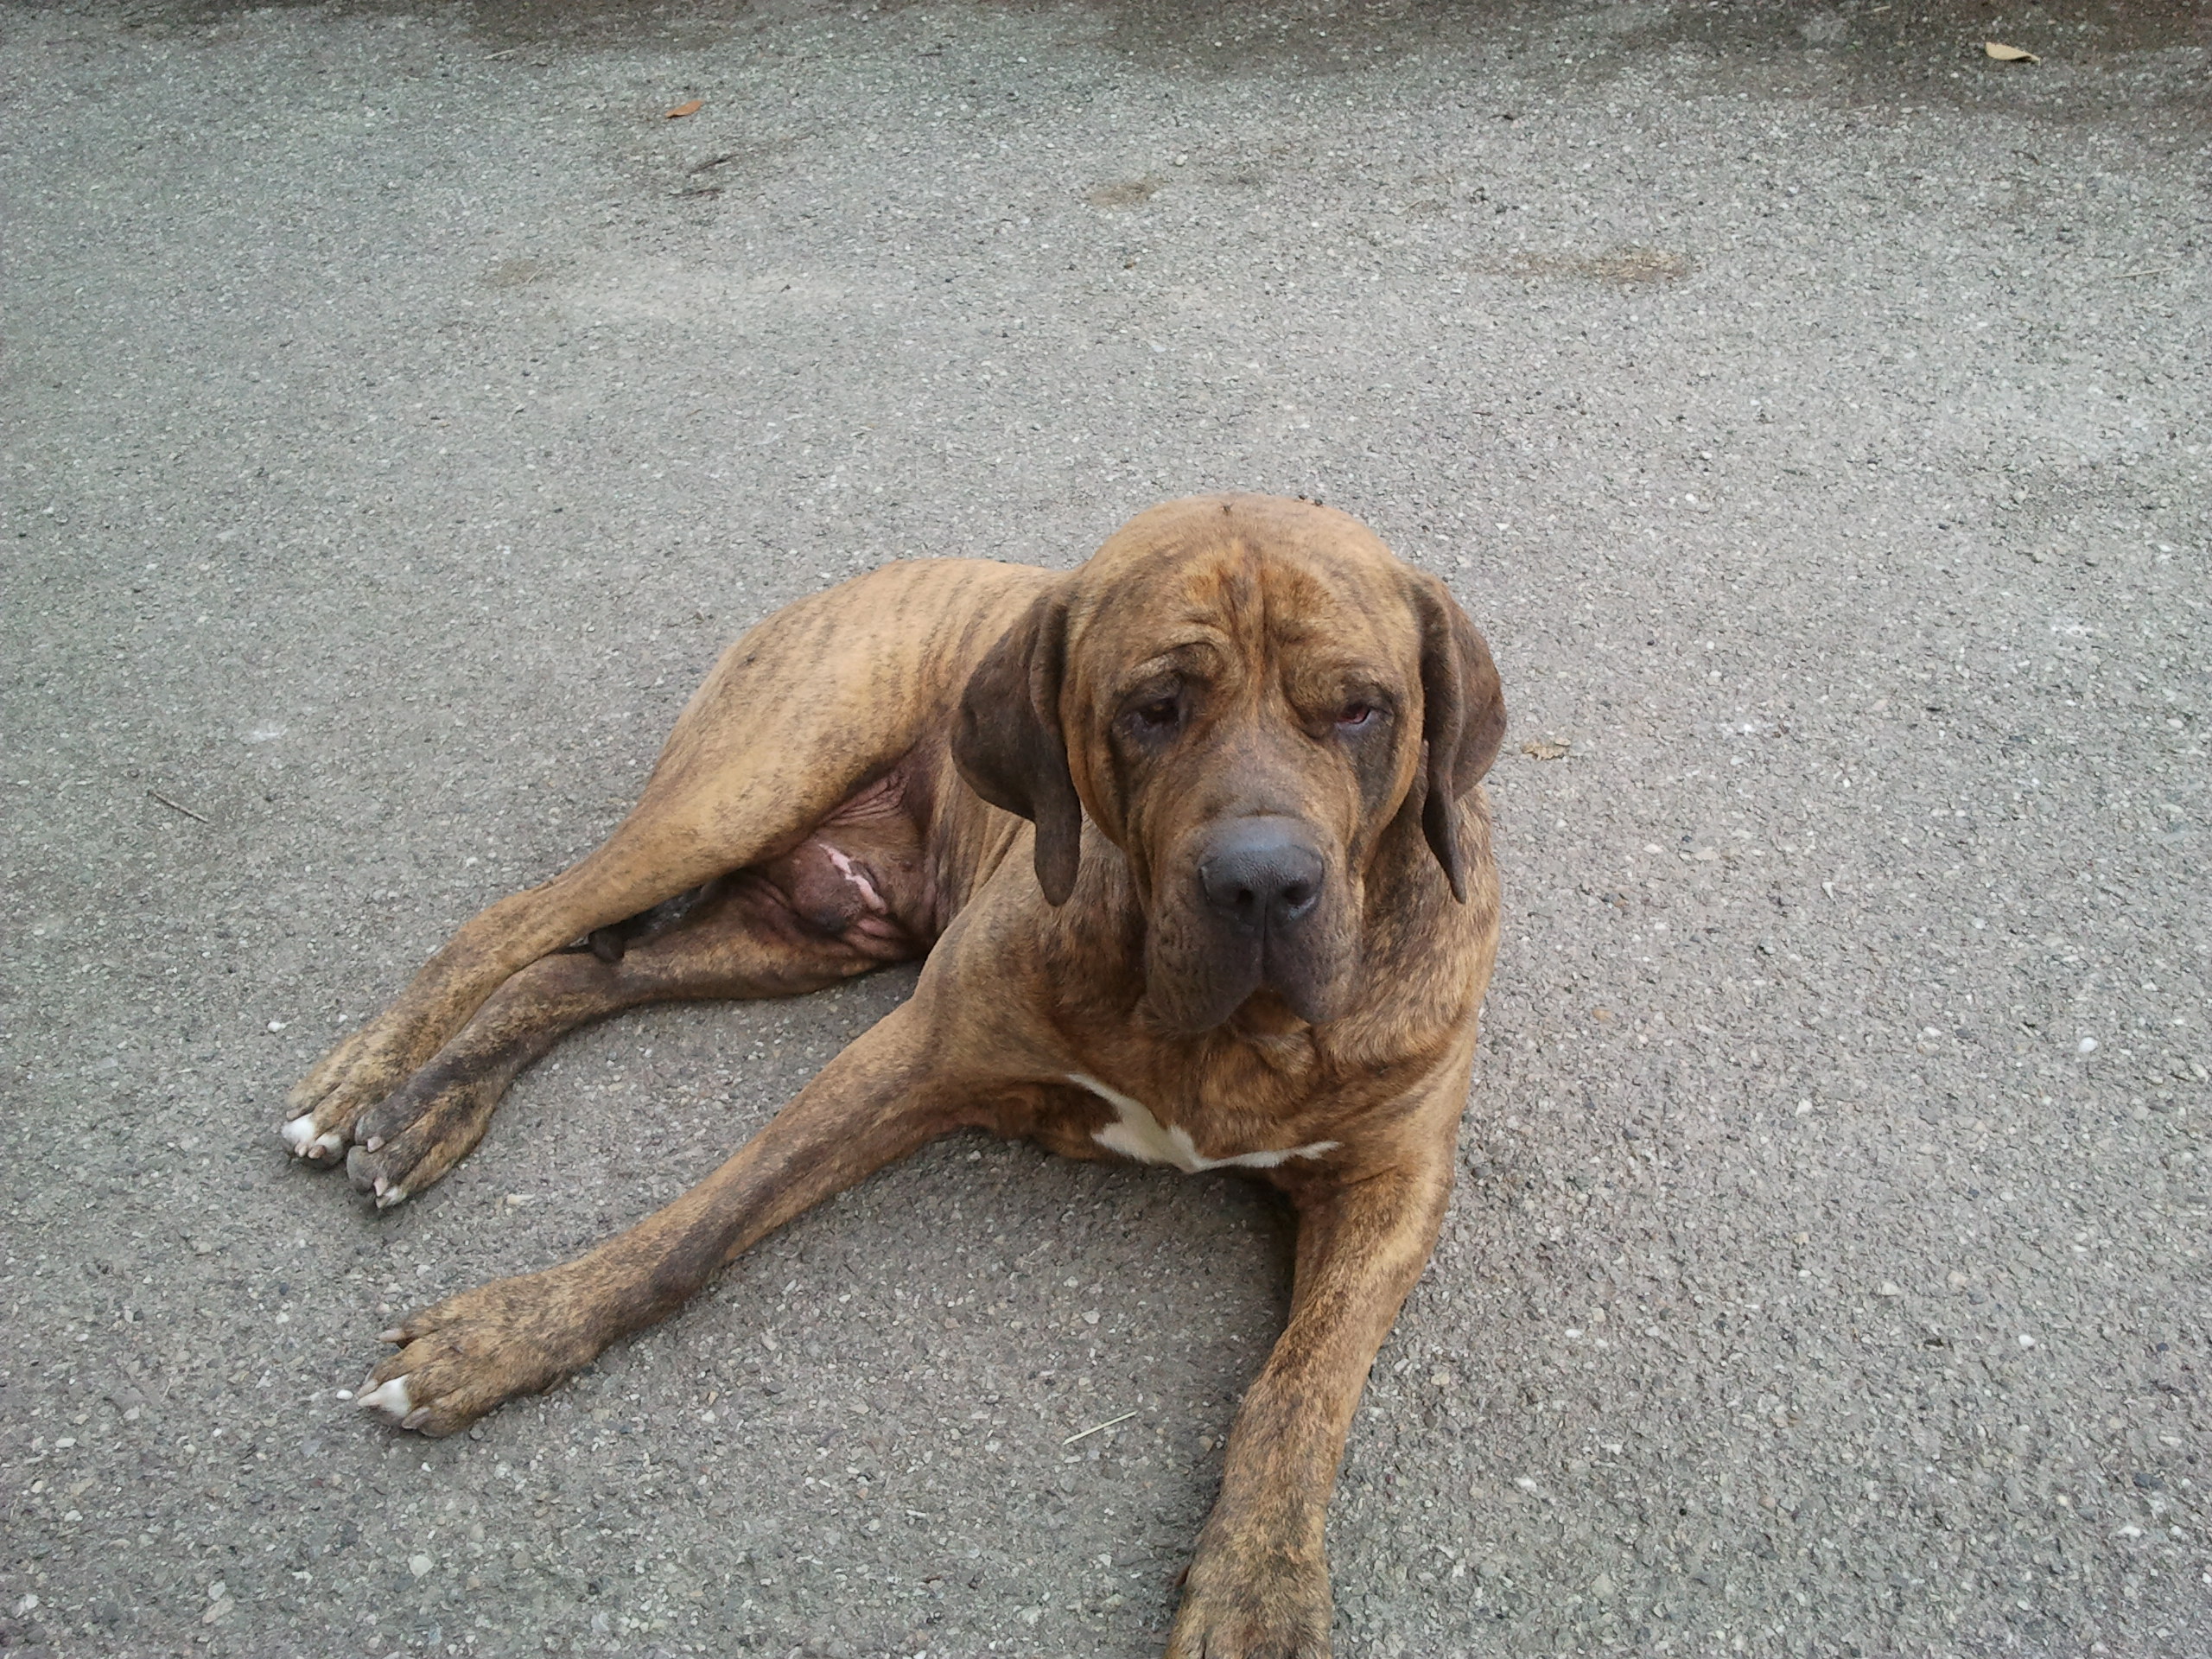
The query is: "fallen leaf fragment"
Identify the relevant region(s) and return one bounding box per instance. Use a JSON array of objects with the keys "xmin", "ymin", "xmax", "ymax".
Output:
[
  {"xmin": 664, "ymin": 98, "xmax": 704, "ymax": 118},
  {"xmin": 1983, "ymin": 41, "xmax": 2040, "ymax": 63},
  {"xmin": 1521, "ymin": 739, "xmax": 1571, "ymax": 760}
]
